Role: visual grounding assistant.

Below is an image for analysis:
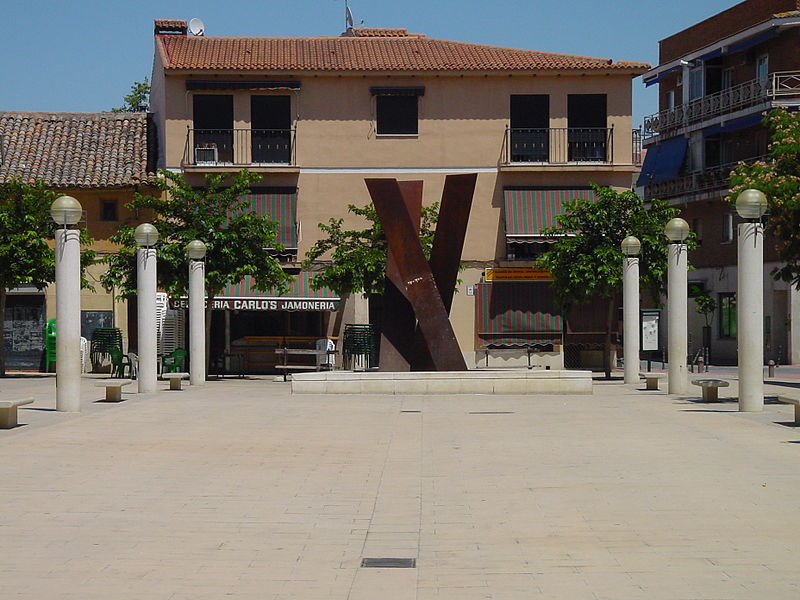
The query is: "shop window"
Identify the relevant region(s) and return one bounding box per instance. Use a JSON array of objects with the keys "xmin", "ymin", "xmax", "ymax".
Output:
[
  {"xmin": 376, "ymin": 95, "xmax": 418, "ymax": 135},
  {"xmin": 100, "ymin": 200, "xmax": 118, "ymax": 222},
  {"xmin": 719, "ymin": 293, "xmax": 737, "ymax": 338}
]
